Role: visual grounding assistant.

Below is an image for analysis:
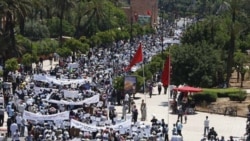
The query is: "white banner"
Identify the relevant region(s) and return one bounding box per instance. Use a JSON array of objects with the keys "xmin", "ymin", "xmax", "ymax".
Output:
[
  {"xmin": 33, "ymin": 74, "xmax": 91, "ymax": 85},
  {"xmin": 70, "ymin": 119, "xmax": 132, "ymax": 132},
  {"xmin": 47, "ymin": 94, "xmax": 100, "ymax": 105},
  {"xmin": 23, "ymin": 111, "xmax": 69, "ymax": 121},
  {"xmin": 63, "ymin": 90, "xmax": 79, "ymax": 99},
  {"xmin": 111, "ymin": 120, "xmax": 132, "ymax": 130},
  {"xmin": 63, "ymin": 89, "xmax": 96, "ymax": 99},
  {"xmin": 70, "ymin": 119, "xmax": 99, "ymax": 132}
]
